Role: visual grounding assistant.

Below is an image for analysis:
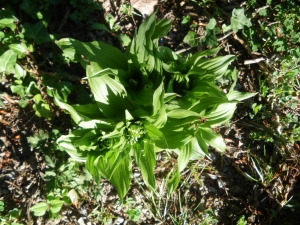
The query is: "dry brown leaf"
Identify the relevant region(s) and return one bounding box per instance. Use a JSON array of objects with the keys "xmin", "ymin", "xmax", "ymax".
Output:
[{"xmin": 130, "ymin": 0, "xmax": 158, "ymax": 17}]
